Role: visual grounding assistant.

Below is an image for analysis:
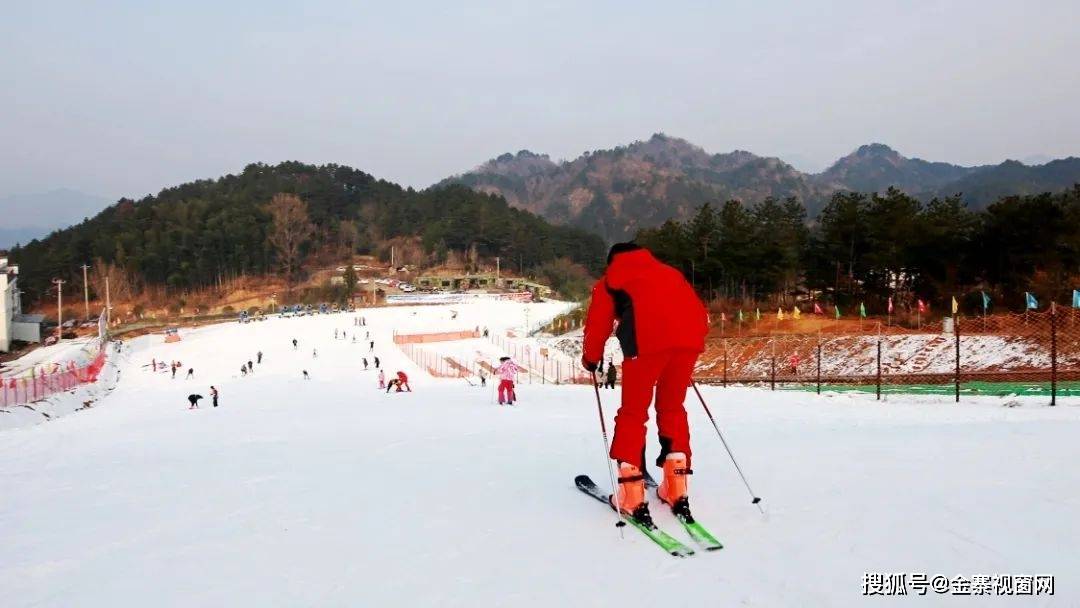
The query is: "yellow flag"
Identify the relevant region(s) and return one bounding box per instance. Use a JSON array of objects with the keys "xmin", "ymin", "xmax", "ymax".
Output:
[
  {"xmin": 793, "ymin": 306, "xmax": 801, "ymax": 320},
  {"xmin": 951, "ymin": 296, "xmax": 958, "ymax": 315},
  {"xmin": 777, "ymin": 308, "xmax": 785, "ymax": 321}
]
